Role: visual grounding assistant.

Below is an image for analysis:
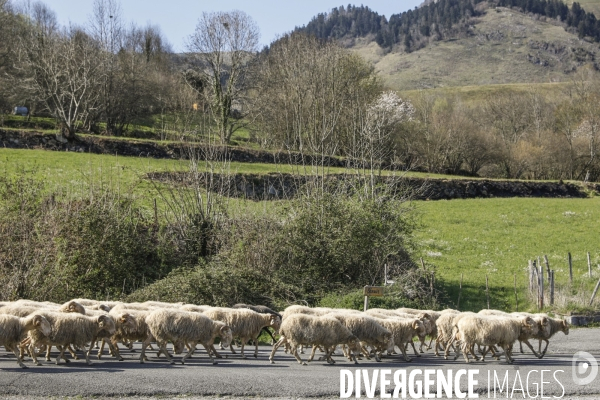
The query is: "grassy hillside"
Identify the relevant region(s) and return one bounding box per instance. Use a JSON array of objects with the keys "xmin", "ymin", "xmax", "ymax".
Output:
[{"xmin": 352, "ymin": 6, "xmax": 600, "ymax": 90}]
